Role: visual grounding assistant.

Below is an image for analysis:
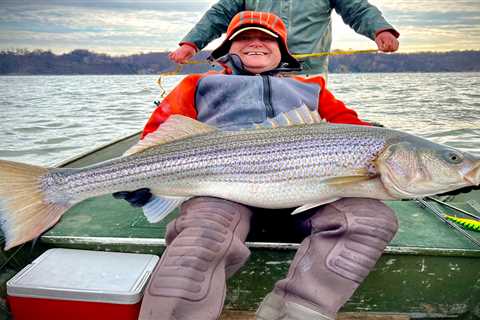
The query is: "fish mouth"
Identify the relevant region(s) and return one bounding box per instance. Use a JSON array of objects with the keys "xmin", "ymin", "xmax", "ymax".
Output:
[{"xmin": 464, "ymin": 161, "xmax": 480, "ymax": 185}]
